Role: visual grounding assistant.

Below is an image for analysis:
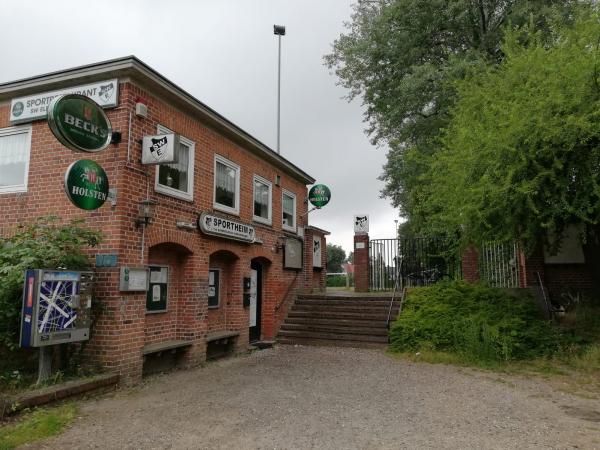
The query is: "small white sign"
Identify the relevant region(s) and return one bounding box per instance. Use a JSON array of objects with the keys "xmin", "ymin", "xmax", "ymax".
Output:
[
  {"xmin": 10, "ymin": 79, "xmax": 119, "ymax": 124},
  {"xmin": 313, "ymin": 236, "xmax": 322, "ymax": 268},
  {"xmin": 141, "ymin": 134, "xmax": 180, "ymax": 165},
  {"xmin": 355, "ymin": 242, "xmax": 365, "ymax": 249},
  {"xmin": 354, "ymin": 215, "xmax": 369, "ymax": 233}
]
